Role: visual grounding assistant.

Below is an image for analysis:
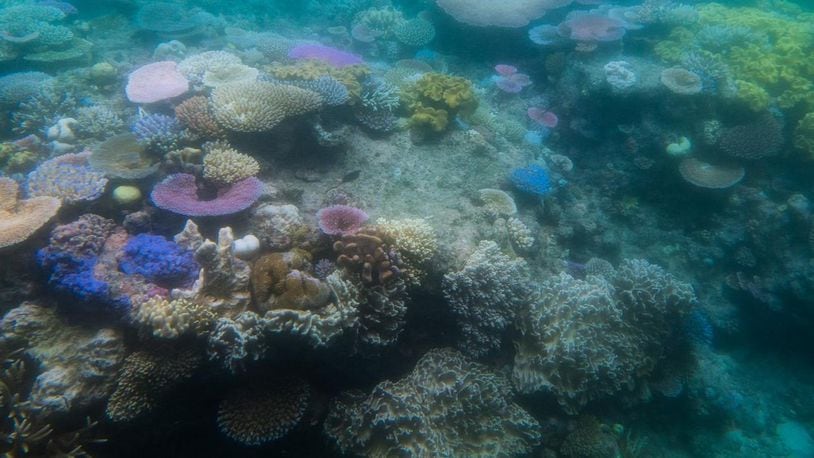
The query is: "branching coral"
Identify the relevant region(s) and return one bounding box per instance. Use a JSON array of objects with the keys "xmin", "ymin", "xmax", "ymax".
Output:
[
  {"xmin": 512, "ymin": 260, "xmax": 695, "ymax": 413},
  {"xmin": 324, "ymin": 348, "xmax": 541, "ymax": 457},
  {"xmin": 26, "ymin": 151, "xmax": 107, "ymax": 204},
  {"xmin": 375, "ymin": 218, "xmax": 438, "ymax": 286},
  {"xmin": 443, "ymin": 241, "xmax": 531, "ymax": 357},
  {"xmin": 202, "ymin": 144, "xmax": 260, "ymax": 185}
]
